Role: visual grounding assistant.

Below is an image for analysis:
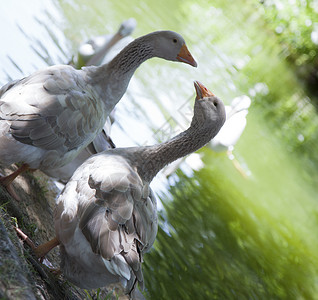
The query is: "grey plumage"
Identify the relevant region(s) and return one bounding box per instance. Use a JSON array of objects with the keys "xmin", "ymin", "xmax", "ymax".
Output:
[{"xmin": 54, "ymin": 81, "xmax": 225, "ymax": 297}]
